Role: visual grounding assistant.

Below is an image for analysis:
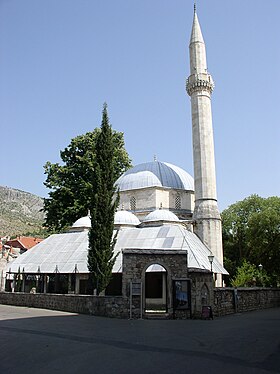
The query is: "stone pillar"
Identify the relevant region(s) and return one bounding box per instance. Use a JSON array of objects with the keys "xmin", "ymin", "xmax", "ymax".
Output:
[
  {"xmin": 21, "ymin": 274, "xmax": 25, "ymax": 292},
  {"xmin": 0, "ymin": 269, "xmax": 4, "ymax": 292},
  {"xmin": 75, "ymin": 274, "xmax": 80, "ymax": 294},
  {"xmin": 12, "ymin": 274, "xmax": 15, "ymax": 293},
  {"xmin": 43, "ymin": 274, "xmax": 47, "ymax": 293},
  {"xmin": 68, "ymin": 274, "xmax": 72, "ymax": 294}
]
